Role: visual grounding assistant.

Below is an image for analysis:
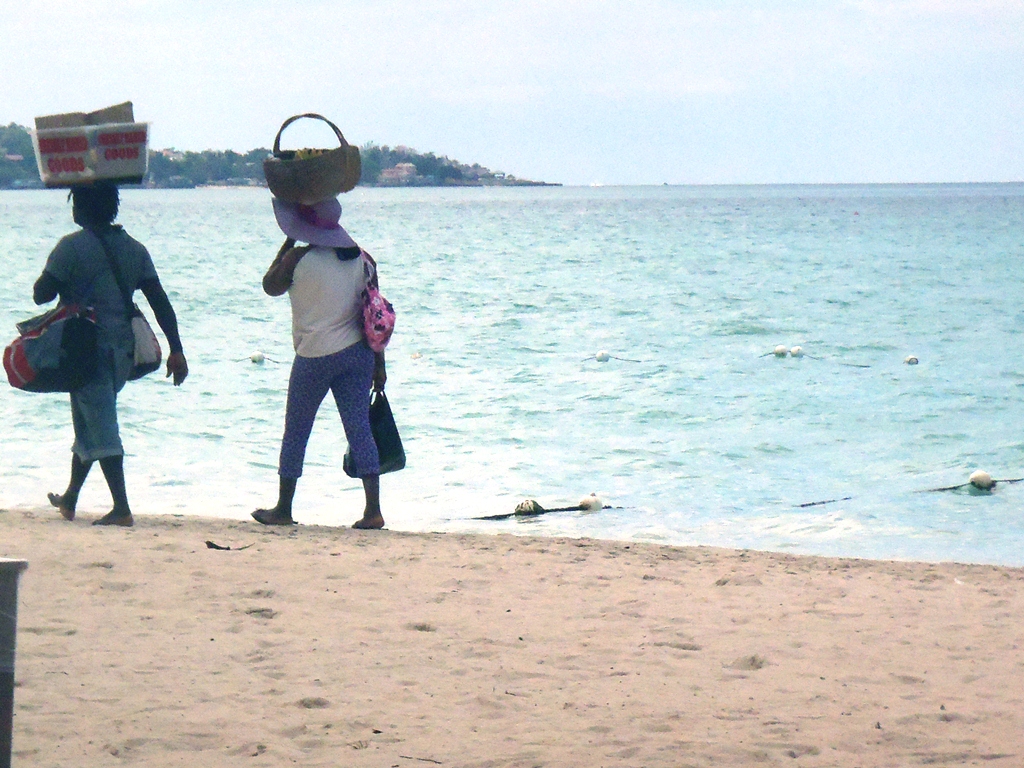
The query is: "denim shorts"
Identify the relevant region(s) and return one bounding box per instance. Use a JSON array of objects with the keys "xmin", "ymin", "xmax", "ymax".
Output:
[{"xmin": 69, "ymin": 345, "xmax": 131, "ymax": 462}]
